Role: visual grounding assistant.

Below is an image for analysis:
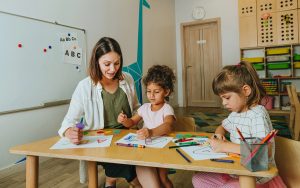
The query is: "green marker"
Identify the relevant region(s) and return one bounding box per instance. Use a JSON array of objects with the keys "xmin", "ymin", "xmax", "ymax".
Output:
[{"xmin": 179, "ymin": 142, "xmax": 198, "ymax": 146}]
